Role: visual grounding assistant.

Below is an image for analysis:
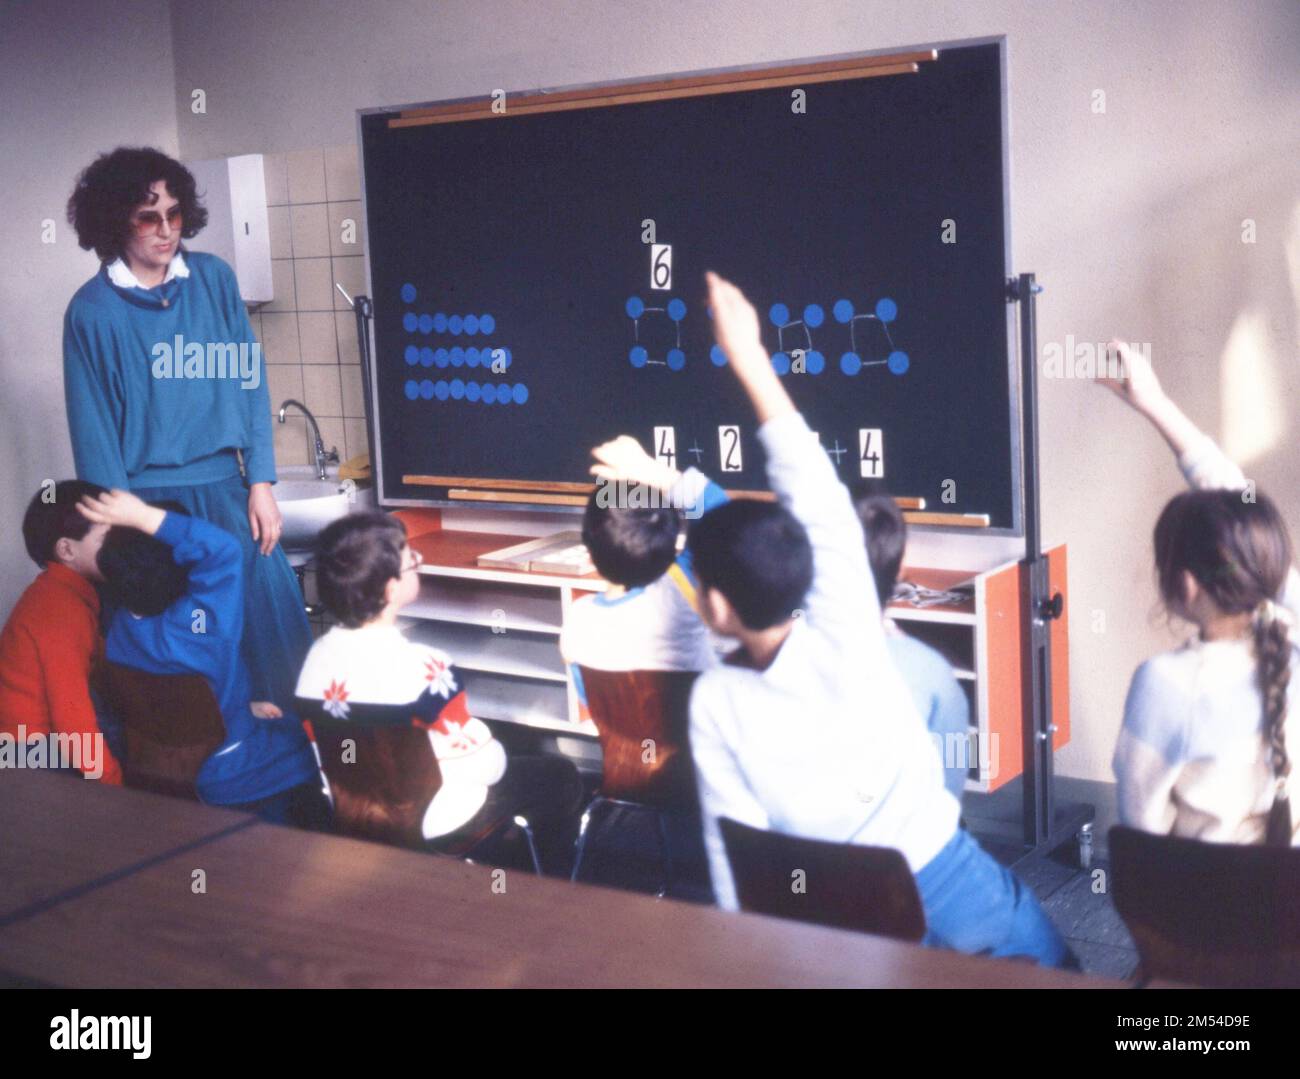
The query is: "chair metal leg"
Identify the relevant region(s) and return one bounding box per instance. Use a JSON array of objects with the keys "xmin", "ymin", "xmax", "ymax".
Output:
[
  {"xmin": 570, "ymin": 796, "xmax": 608, "ymax": 882},
  {"xmin": 655, "ymin": 811, "xmax": 674, "ymax": 899},
  {"xmin": 514, "ymin": 815, "xmax": 543, "ymax": 876},
  {"xmin": 462, "ymin": 814, "xmax": 543, "ymax": 876}
]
